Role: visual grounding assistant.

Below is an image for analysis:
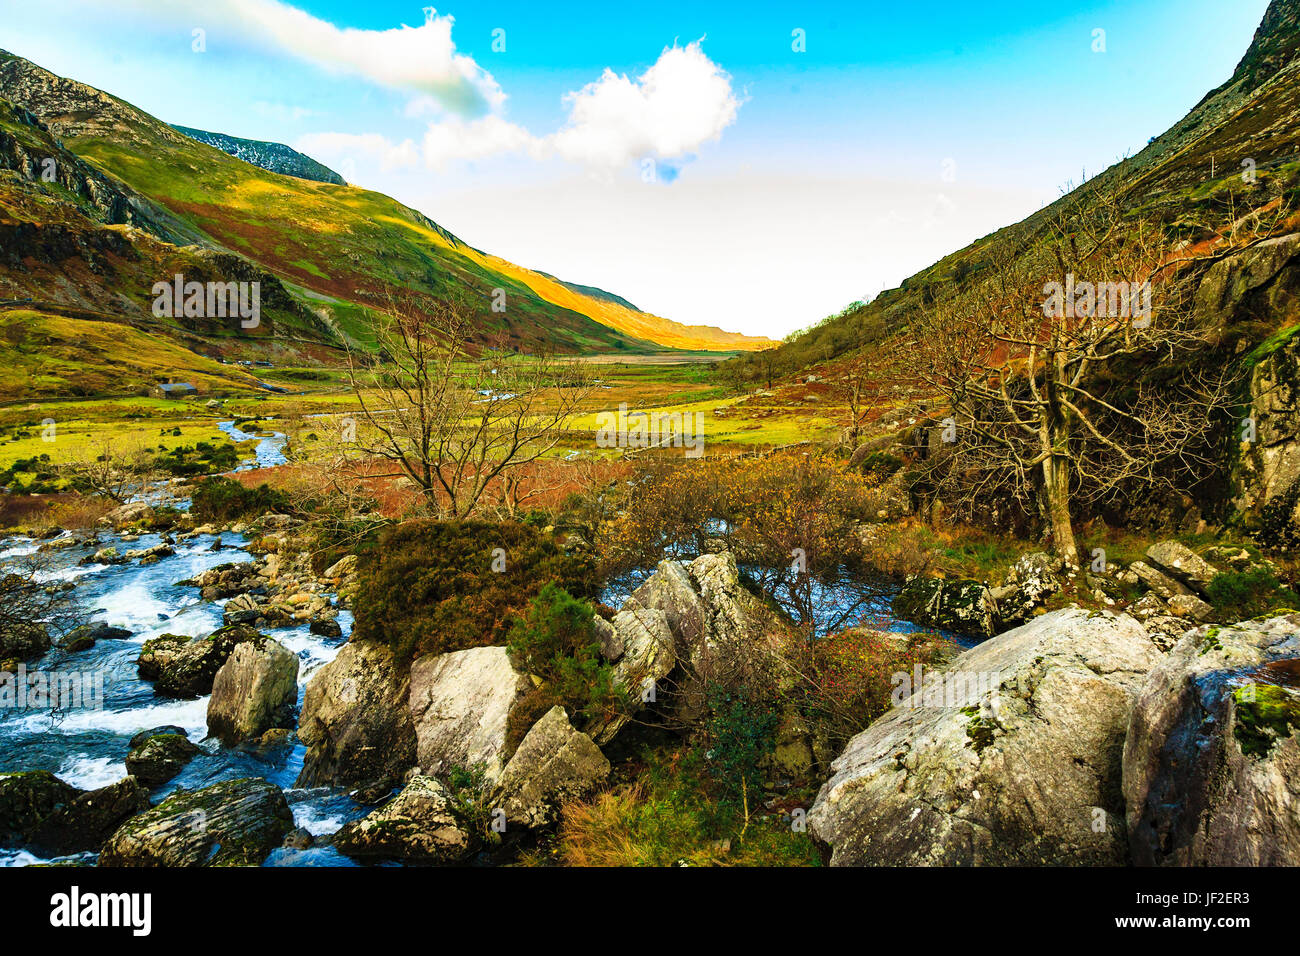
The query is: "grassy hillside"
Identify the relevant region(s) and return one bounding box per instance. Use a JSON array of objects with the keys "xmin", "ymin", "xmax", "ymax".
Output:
[{"xmin": 0, "ymin": 49, "xmax": 770, "ymax": 356}]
